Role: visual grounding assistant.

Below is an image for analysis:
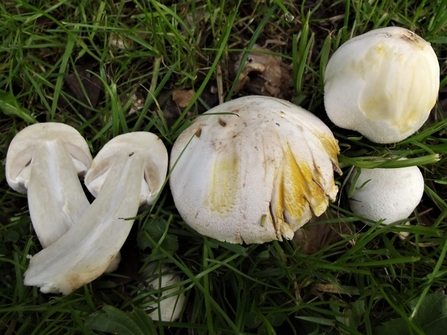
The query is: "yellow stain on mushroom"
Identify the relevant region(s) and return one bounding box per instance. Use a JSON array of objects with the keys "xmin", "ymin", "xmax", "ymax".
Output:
[
  {"xmin": 317, "ymin": 134, "xmax": 340, "ymax": 162},
  {"xmin": 281, "ymin": 147, "xmax": 309, "ymax": 223},
  {"xmin": 204, "ymin": 152, "xmax": 239, "ymax": 215},
  {"xmin": 283, "ymin": 146, "xmax": 328, "ymax": 217},
  {"xmin": 341, "ymin": 31, "xmax": 438, "ymax": 135},
  {"xmin": 270, "ymin": 144, "xmax": 333, "ymax": 239}
]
